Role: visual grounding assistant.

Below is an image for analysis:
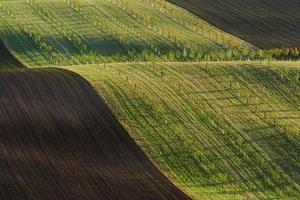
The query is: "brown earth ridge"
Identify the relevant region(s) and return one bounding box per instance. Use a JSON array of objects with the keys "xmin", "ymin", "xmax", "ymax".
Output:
[
  {"xmin": 0, "ymin": 43, "xmax": 190, "ymax": 199},
  {"xmin": 168, "ymin": 0, "xmax": 300, "ymax": 49}
]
